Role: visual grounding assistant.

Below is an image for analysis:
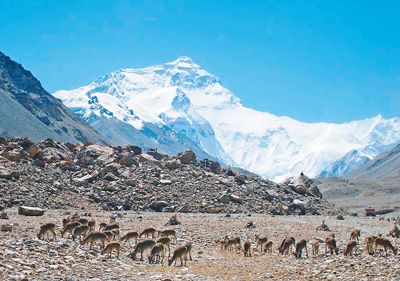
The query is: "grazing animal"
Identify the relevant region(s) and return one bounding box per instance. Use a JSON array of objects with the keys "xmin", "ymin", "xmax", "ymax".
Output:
[
  {"xmin": 264, "ymin": 241, "xmax": 273, "ymax": 253},
  {"xmin": 388, "ymin": 225, "xmax": 400, "ymax": 238},
  {"xmin": 279, "ymin": 237, "xmax": 295, "ymax": 255},
  {"xmin": 81, "ymin": 231, "xmax": 107, "ymax": 250},
  {"xmin": 325, "ymin": 236, "xmax": 339, "ymax": 255},
  {"xmin": 157, "ymin": 237, "xmax": 172, "ymax": 256},
  {"xmin": 103, "ymin": 231, "xmax": 115, "ymax": 242},
  {"xmin": 103, "ymin": 223, "xmax": 120, "ymax": 231},
  {"xmin": 374, "ymin": 237, "xmax": 397, "ymax": 256},
  {"xmin": 294, "ymin": 239, "xmax": 308, "ymax": 258},
  {"xmin": 62, "ymin": 217, "xmax": 71, "ymax": 227},
  {"xmin": 61, "ymin": 222, "xmax": 81, "ymax": 238},
  {"xmin": 129, "ymin": 239, "xmax": 156, "ymax": 261},
  {"xmin": 344, "ymin": 240, "xmax": 357, "ymax": 256},
  {"xmin": 158, "ymin": 229, "xmax": 177, "ymax": 242},
  {"xmin": 168, "ymin": 246, "xmax": 188, "ymax": 266},
  {"xmin": 243, "ymin": 240, "xmax": 251, "ymax": 257},
  {"xmin": 37, "ymin": 223, "xmax": 57, "ymax": 241},
  {"xmin": 120, "ymin": 231, "xmax": 139, "ymax": 246},
  {"xmin": 184, "ymin": 242, "xmax": 193, "ymax": 261},
  {"xmin": 365, "ymin": 236, "xmax": 378, "ymax": 255},
  {"xmin": 88, "ymin": 220, "xmax": 96, "ymax": 231},
  {"xmin": 255, "ymin": 235, "xmax": 268, "ymax": 251},
  {"xmin": 72, "ymin": 225, "xmax": 90, "ymax": 242},
  {"xmin": 99, "ymin": 222, "xmax": 107, "ymax": 231},
  {"xmin": 310, "ymin": 240, "xmax": 319, "ymax": 256},
  {"xmin": 111, "ymin": 229, "xmax": 120, "ymax": 239},
  {"xmin": 77, "ymin": 218, "xmax": 89, "ymax": 225},
  {"xmin": 148, "ymin": 243, "xmax": 165, "ymax": 264},
  {"xmin": 102, "ymin": 242, "xmax": 121, "ymax": 258},
  {"xmin": 140, "ymin": 227, "xmax": 156, "ymax": 239},
  {"xmin": 224, "ymin": 237, "xmax": 241, "ymax": 252},
  {"xmin": 350, "ymin": 230, "xmax": 361, "ymax": 242}
]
